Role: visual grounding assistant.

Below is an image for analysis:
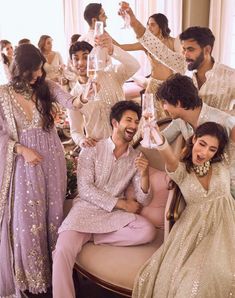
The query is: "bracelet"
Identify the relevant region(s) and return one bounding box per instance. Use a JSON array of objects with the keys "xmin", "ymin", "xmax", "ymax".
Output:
[
  {"xmin": 156, "ymin": 136, "xmax": 169, "ymax": 151},
  {"xmin": 13, "ymin": 142, "xmax": 20, "ymax": 155}
]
